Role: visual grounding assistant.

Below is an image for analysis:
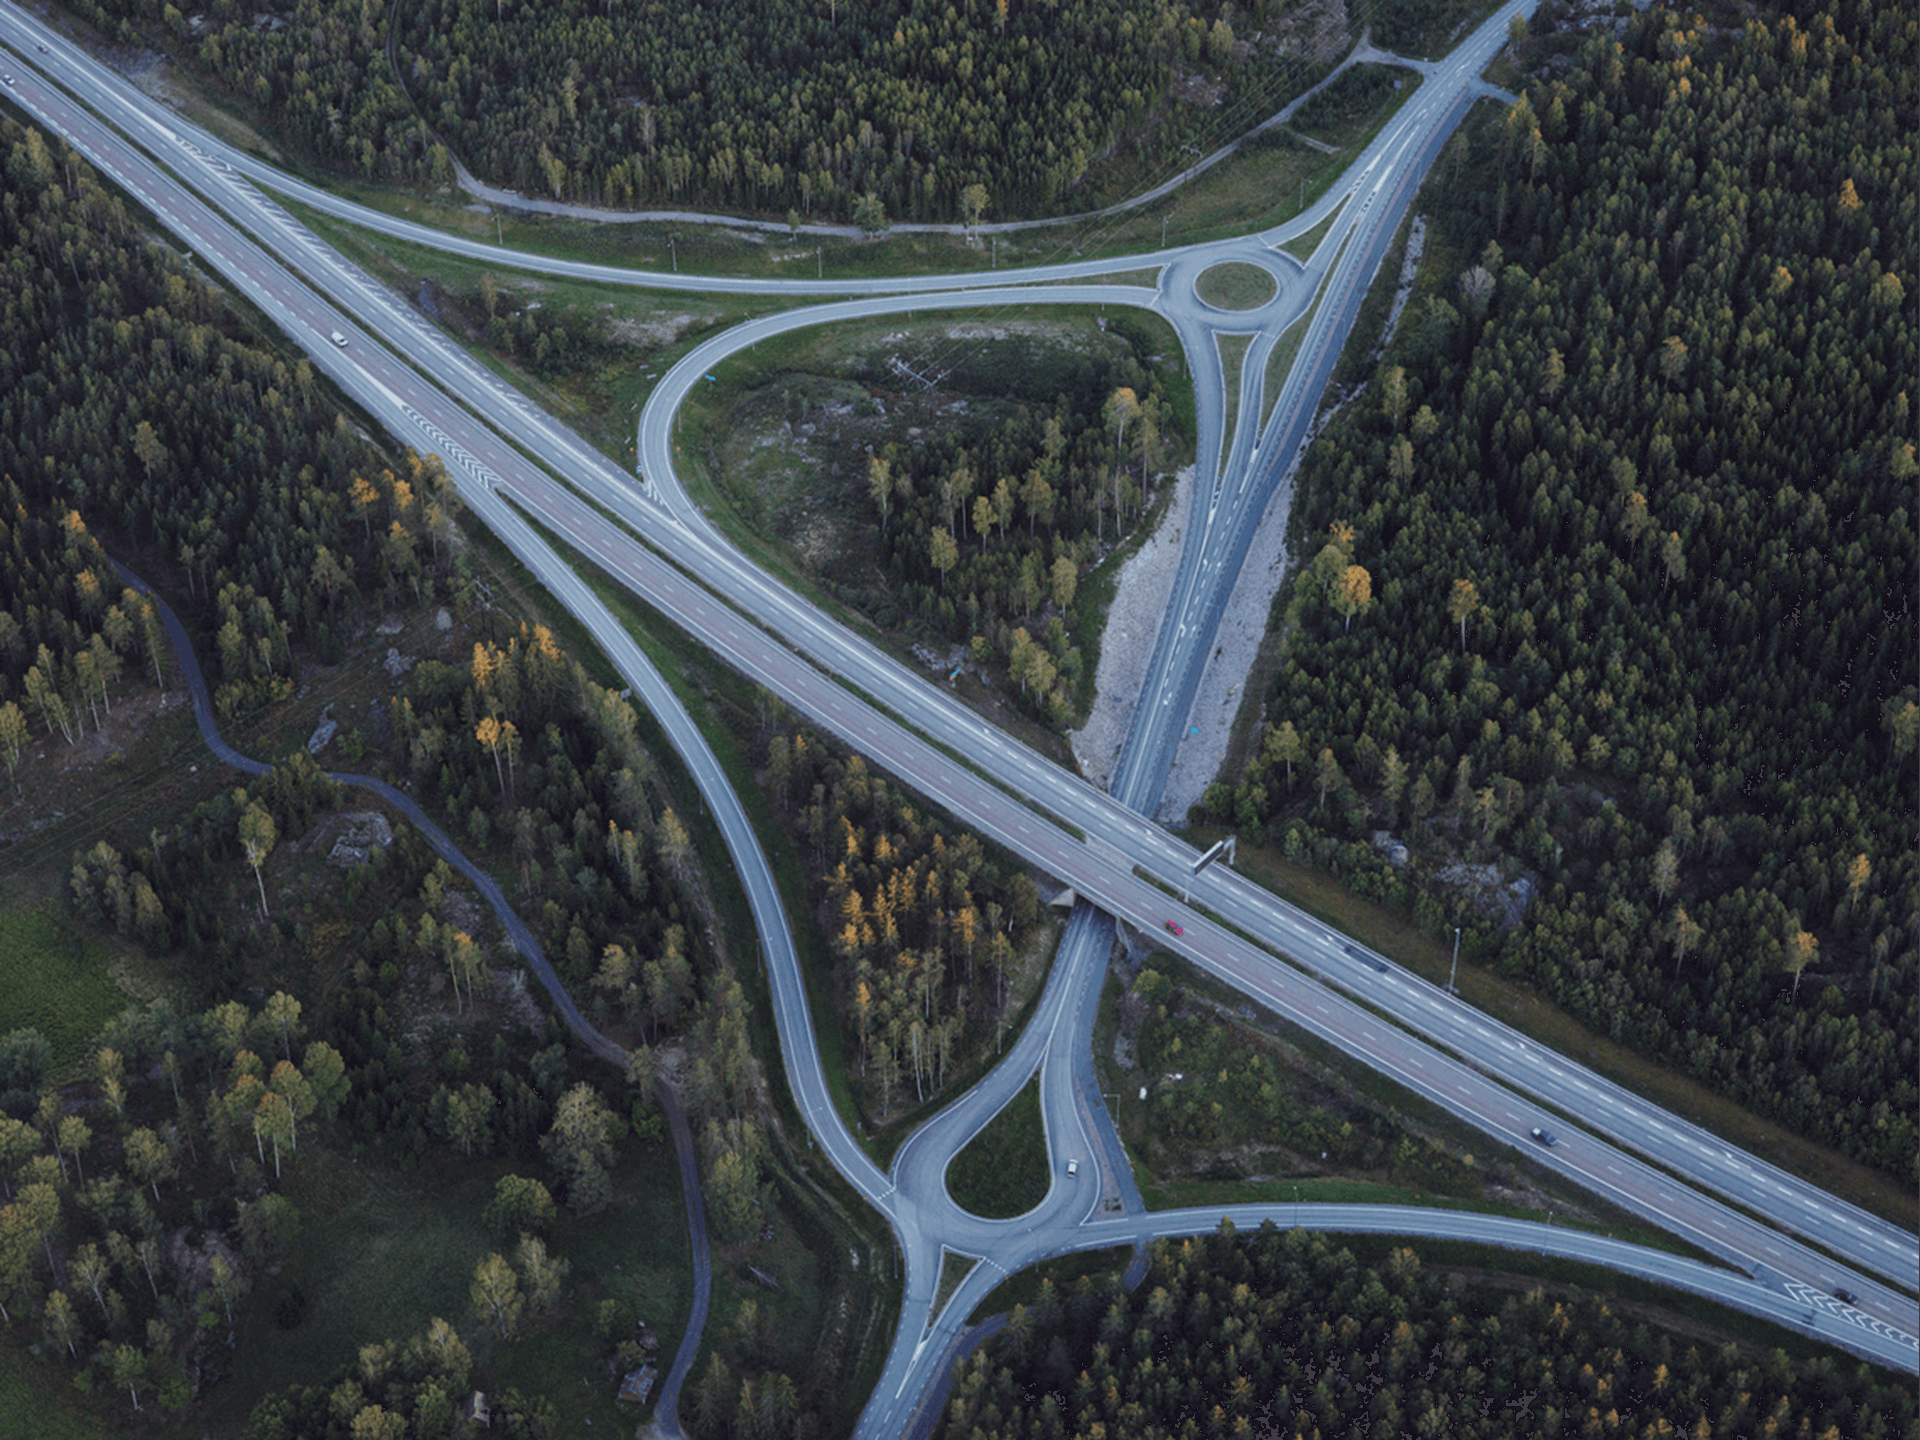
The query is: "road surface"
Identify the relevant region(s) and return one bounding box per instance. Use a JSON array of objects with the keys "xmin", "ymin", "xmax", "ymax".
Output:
[{"xmin": 3, "ymin": 7, "xmax": 1911, "ymax": 1428}]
